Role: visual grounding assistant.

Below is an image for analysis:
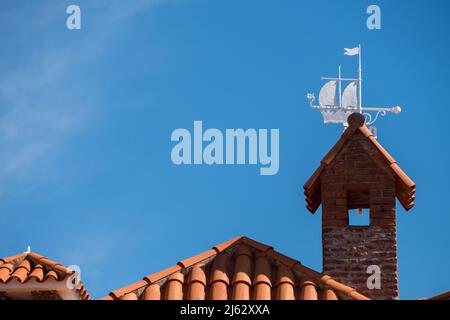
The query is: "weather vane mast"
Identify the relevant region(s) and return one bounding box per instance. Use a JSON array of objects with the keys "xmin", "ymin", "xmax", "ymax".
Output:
[{"xmin": 307, "ymin": 45, "xmax": 401, "ymax": 137}]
